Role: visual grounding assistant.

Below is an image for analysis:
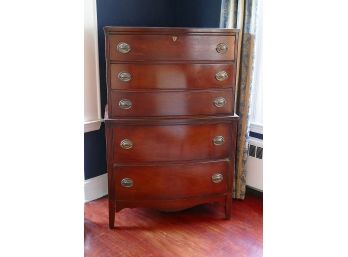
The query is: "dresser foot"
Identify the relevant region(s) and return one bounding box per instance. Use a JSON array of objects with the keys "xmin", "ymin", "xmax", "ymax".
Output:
[
  {"xmin": 224, "ymin": 195, "xmax": 232, "ymax": 219},
  {"xmin": 109, "ymin": 201, "xmax": 116, "ymax": 229}
]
